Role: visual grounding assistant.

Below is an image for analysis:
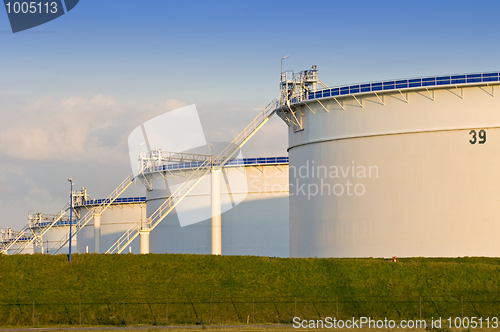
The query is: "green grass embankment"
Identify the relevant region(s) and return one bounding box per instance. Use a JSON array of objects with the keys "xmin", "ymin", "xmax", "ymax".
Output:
[{"xmin": 0, "ymin": 254, "xmax": 499, "ymax": 326}]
